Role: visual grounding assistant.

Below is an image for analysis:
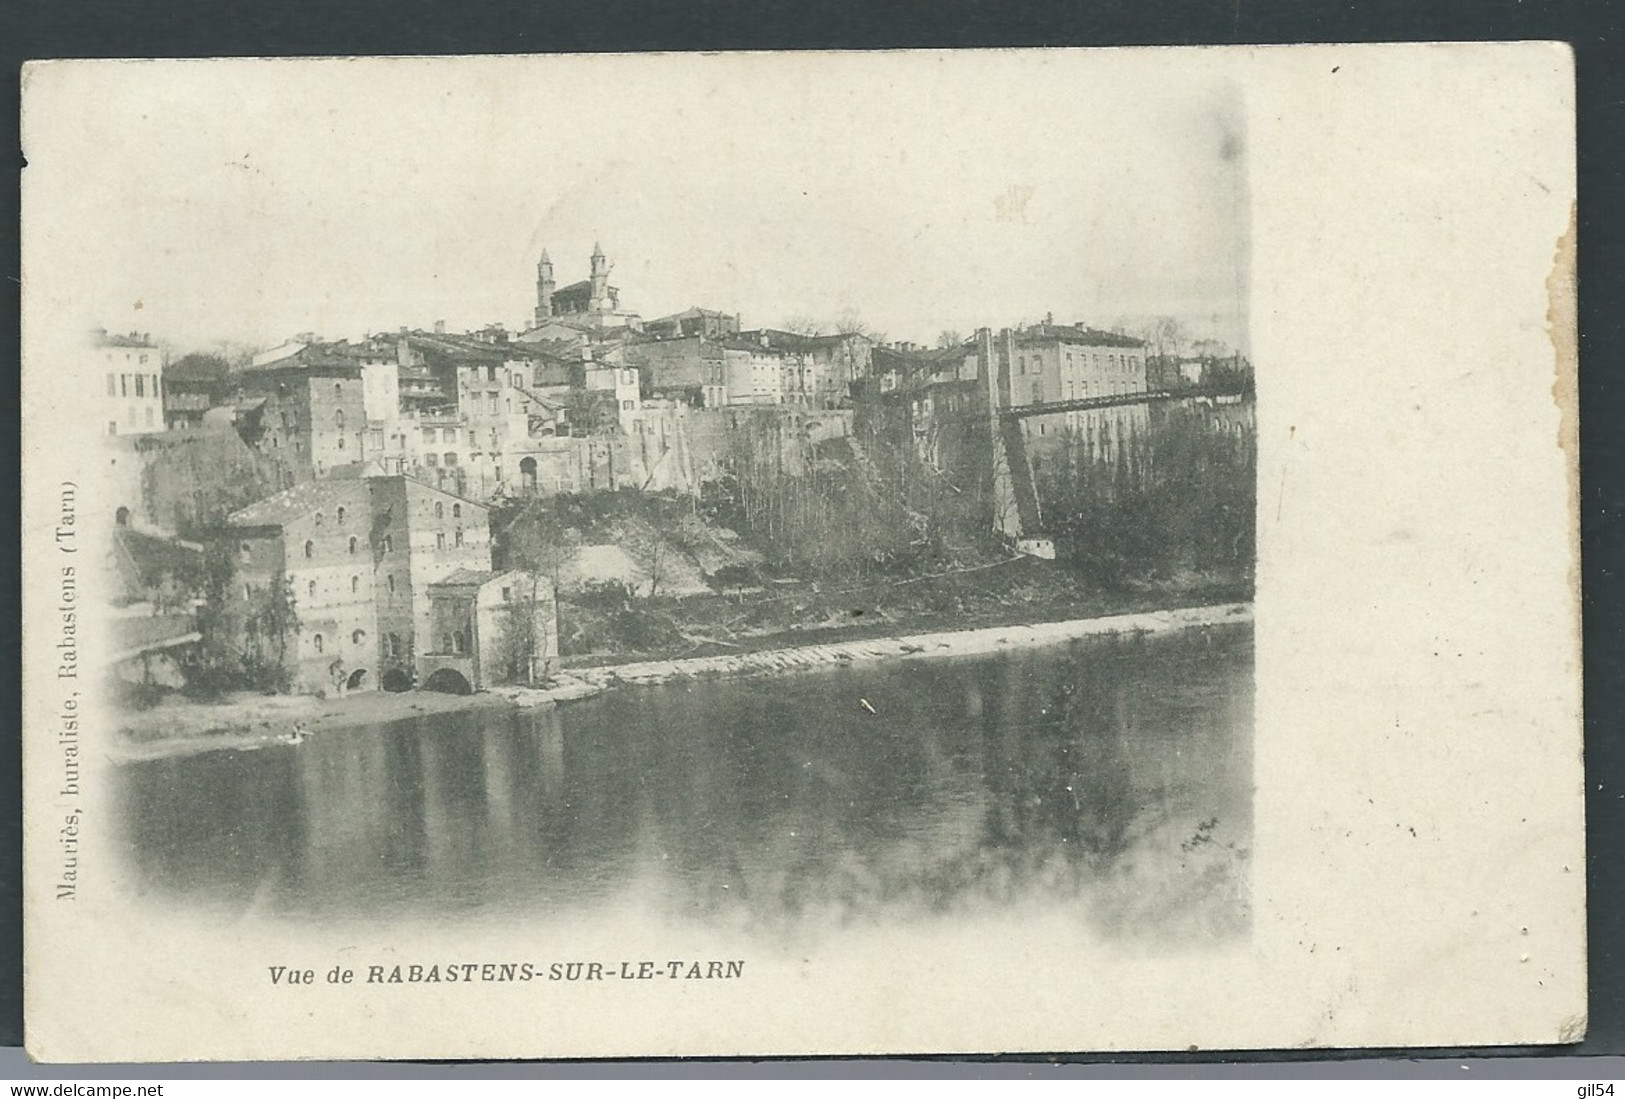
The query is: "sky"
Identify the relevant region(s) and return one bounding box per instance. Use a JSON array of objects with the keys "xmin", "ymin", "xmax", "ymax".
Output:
[{"xmin": 23, "ymin": 51, "xmax": 1249, "ymax": 356}]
